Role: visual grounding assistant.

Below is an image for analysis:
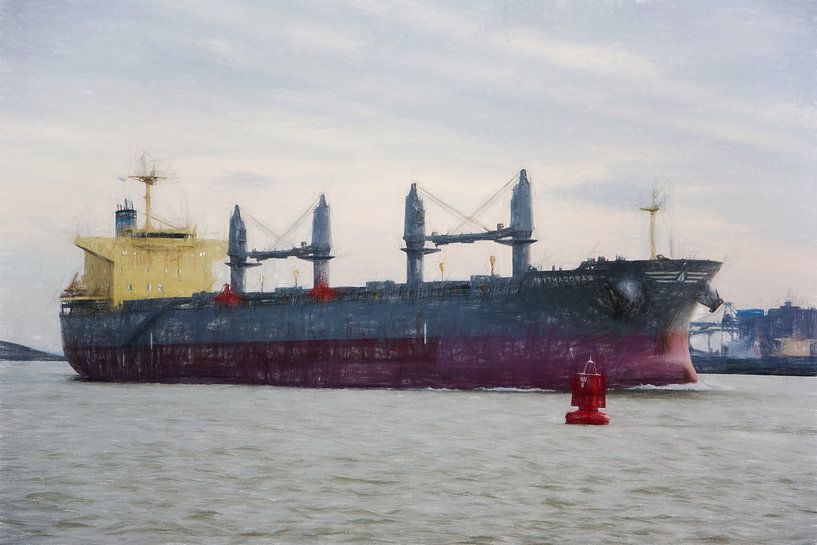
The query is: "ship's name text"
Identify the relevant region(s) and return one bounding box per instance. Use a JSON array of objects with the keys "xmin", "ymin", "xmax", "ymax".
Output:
[{"xmin": 537, "ymin": 275, "xmax": 594, "ymax": 286}]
